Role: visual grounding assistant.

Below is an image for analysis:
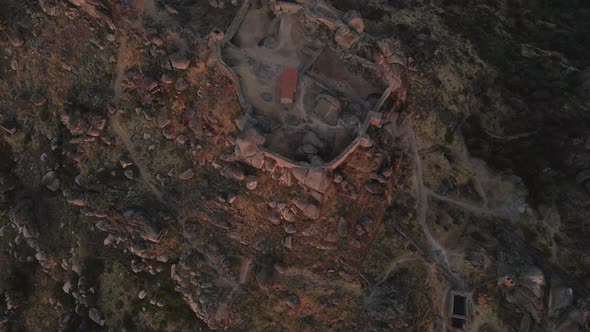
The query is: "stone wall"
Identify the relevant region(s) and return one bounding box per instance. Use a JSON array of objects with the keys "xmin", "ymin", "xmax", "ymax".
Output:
[{"xmin": 212, "ymin": 0, "xmax": 406, "ymax": 171}]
